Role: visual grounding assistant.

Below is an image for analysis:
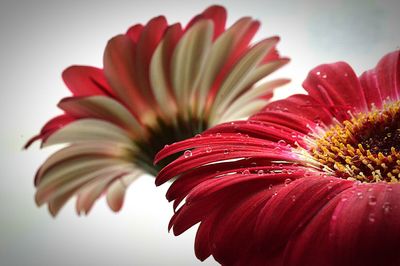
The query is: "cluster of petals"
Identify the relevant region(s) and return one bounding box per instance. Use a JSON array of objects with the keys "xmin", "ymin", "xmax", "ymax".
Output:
[
  {"xmin": 25, "ymin": 6, "xmax": 287, "ymax": 216},
  {"xmin": 156, "ymin": 50, "xmax": 400, "ymax": 265}
]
